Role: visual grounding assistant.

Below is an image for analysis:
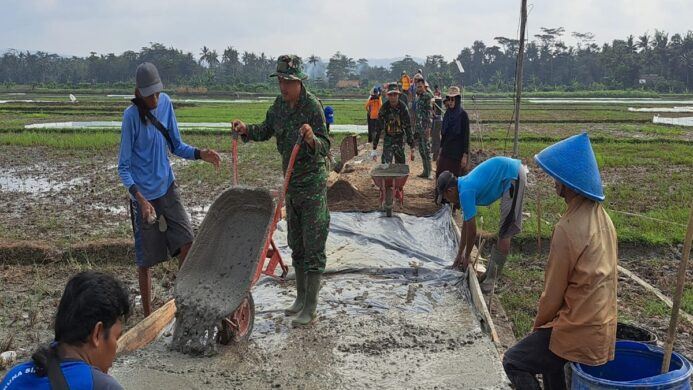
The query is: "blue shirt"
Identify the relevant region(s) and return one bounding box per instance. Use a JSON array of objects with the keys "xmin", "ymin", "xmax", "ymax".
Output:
[
  {"xmin": 118, "ymin": 93, "xmax": 197, "ymax": 200},
  {"xmin": 324, "ymin": 106, "xmax": 334, "ymax": 124},
  {"xmin": 1, "ymin": 360, "xmax": 122, "ymax": 390},
  {"xmin": 458, "ymin": 156, "xmax": 522, "ymax": 221}
]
